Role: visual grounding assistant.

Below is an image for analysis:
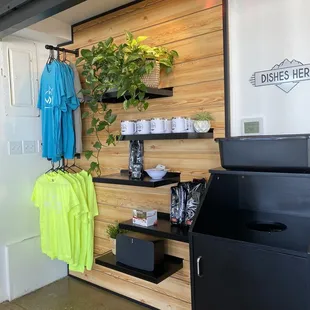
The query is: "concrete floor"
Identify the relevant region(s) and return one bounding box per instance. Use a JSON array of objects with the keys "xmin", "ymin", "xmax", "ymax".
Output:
[{"xmin": 0, "ymin": 277, "xmax": 149, "ymax": 310}]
